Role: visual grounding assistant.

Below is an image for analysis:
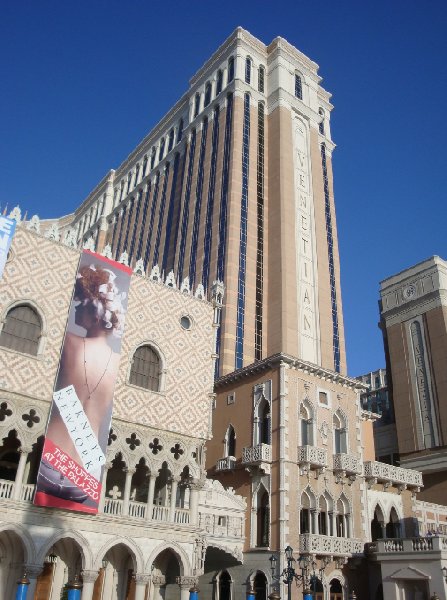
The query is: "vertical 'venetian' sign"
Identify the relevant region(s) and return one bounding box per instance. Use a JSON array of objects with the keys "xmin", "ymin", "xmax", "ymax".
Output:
[
  {"xmin": 0, "ymin": 216, "xmax": 16, "ymax": 280},
  {"xmin": 34, "ymin": 250, "xmax": 132, "ymax": 513}
]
